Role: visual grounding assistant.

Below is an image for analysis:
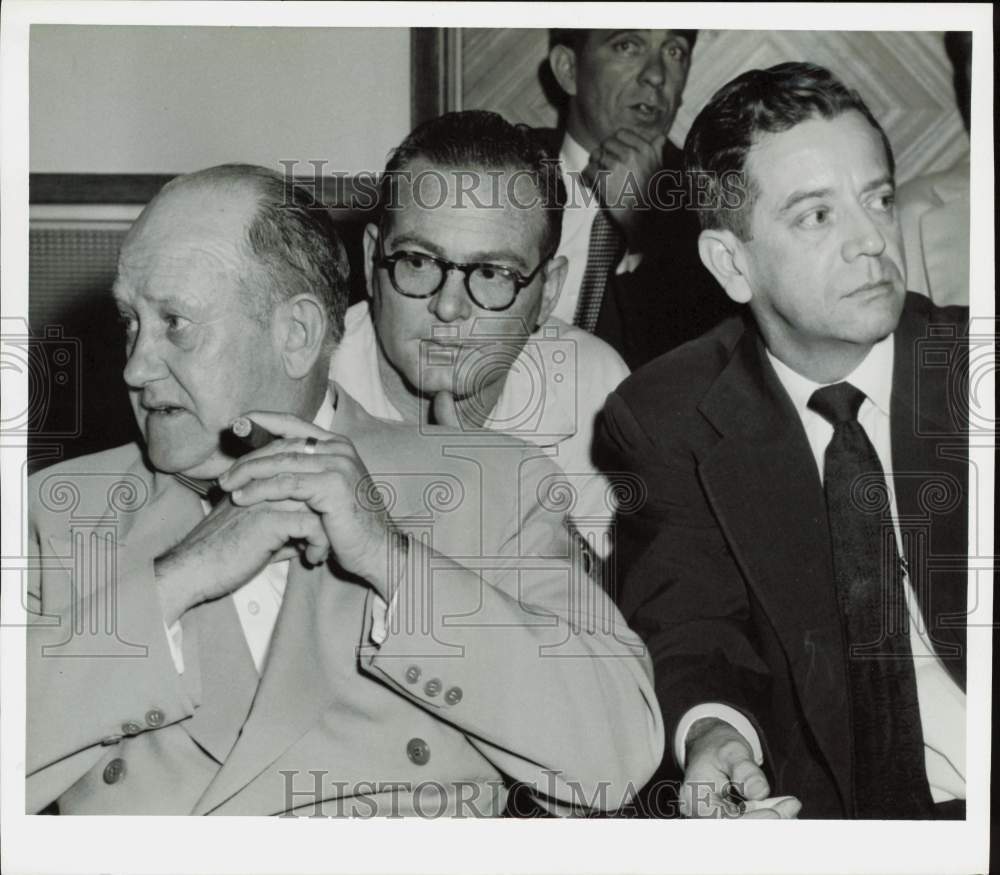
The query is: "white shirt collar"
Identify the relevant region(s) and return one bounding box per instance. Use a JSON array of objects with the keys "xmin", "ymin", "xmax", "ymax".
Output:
[
  {"xmin": 766, "ymin": 333, "xmax": 895, "ymax": 419},
  {"xmin": 560, "ymin": 132, "xmax": 591, "ymax": 177}
]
